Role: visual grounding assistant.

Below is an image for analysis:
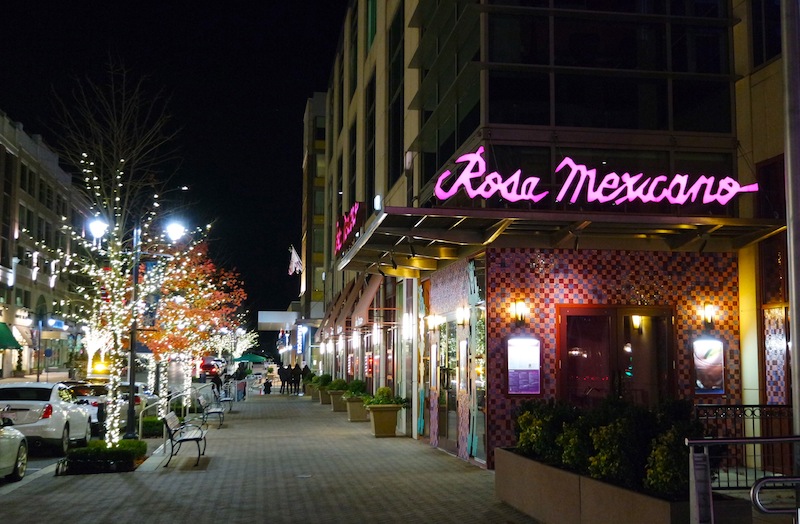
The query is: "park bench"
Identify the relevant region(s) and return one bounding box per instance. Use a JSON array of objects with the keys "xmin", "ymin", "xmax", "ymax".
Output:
[
  {"xmin": 197, "ymin": 394, "xmax": 225, "ymax": 428},
  {"xmin": 161, "ymin": 411, "xmax": 207, "ymax": 467}
]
